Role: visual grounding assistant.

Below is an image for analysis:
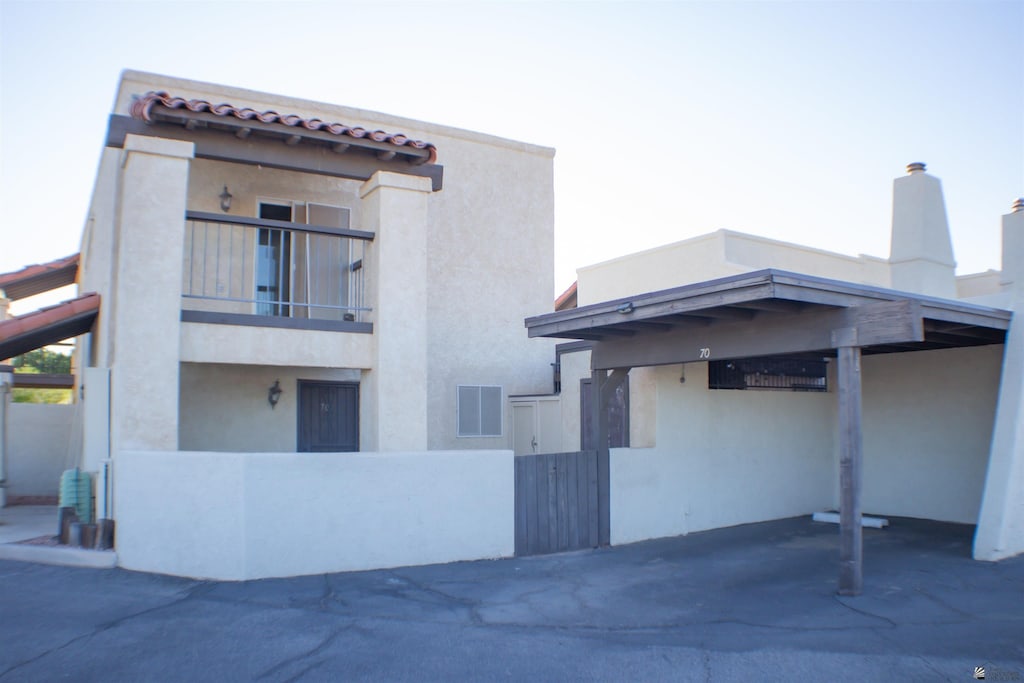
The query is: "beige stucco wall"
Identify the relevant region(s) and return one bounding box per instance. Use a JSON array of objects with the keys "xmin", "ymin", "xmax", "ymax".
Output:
[
  {"xmin": 421, "ymin": 125, "xmax": 556, "ymax": 450},
  {"xmin": 5, "ymin": 404, "xmax": 75, "ymax": 497},
  {"xmin": 76, "ymin": 148, "xmax": 122, "ymax": 371},
  {"xmin": 577, "ymin": 230, "xmax": 891, "ymax": 306},
  {"xmin": 577, "ymin": 233, "xmax": 737, "ymax": 306},
  {"xmin": 178, "ymin": 363, "xmax": 361, "ymax": 452},
  {"xmin": 180, "ymin": 322, "xmax": 374, "ymax": 369},
  {"xmin": 861, "ymin": 346, "xmax": 1002, "ymax": 524},
  {"xmin": 114, "ymin": 448, "xmax": 514, "ymax": 580},
  {"xmin": 93, "ymin": 71, "xmax": 557, "ymax": 455},
  {"xmin": 186, "ymin": 158, "xmax": 364, "ymax": 232},
  {"xmin": 611, "ymin": 363, "xmax": 836, "ymax": 545},
  {"xmin": 957, "ymin": 270, "xmax": 1004, "ymax": 299},
  {"xmin": 109, "ymin": 135, "xmax": 193, "ymax": 454}
]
